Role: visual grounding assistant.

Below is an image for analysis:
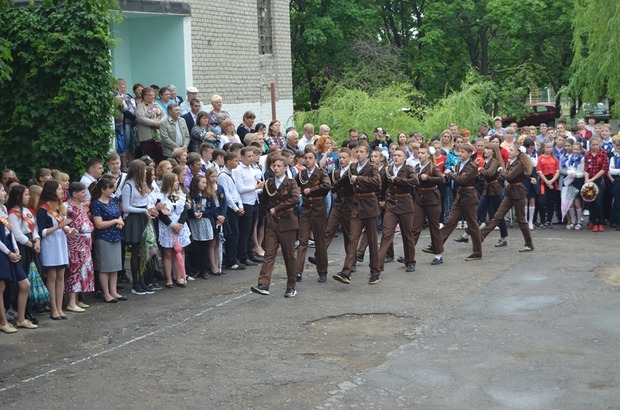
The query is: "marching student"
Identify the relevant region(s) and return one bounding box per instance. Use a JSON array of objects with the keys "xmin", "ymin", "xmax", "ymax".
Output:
[
  {"xmin": 412, "ymin": 143, "xmax": 445, "ymax": 265},
  {"xmin": 480, "ymin": 144, "xmax": 534, "ymax": 252},
  {"xmin": 424, "ymin": 143, "xmax": 482, "ymax": 262},
  {"xmin": 251, "ymin": 154, "xmax": 301, "ymax": 298},
  {"xmin": 333, "ymin": 143, "xmax": 382, "ymax": 285},
  {"xmin": 378, "ymin": 147, "xmax": 418, "ymax": 273},
  {"xmin": 294, "ymin": 148, "xmax": 331, "ymax": 283}
]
